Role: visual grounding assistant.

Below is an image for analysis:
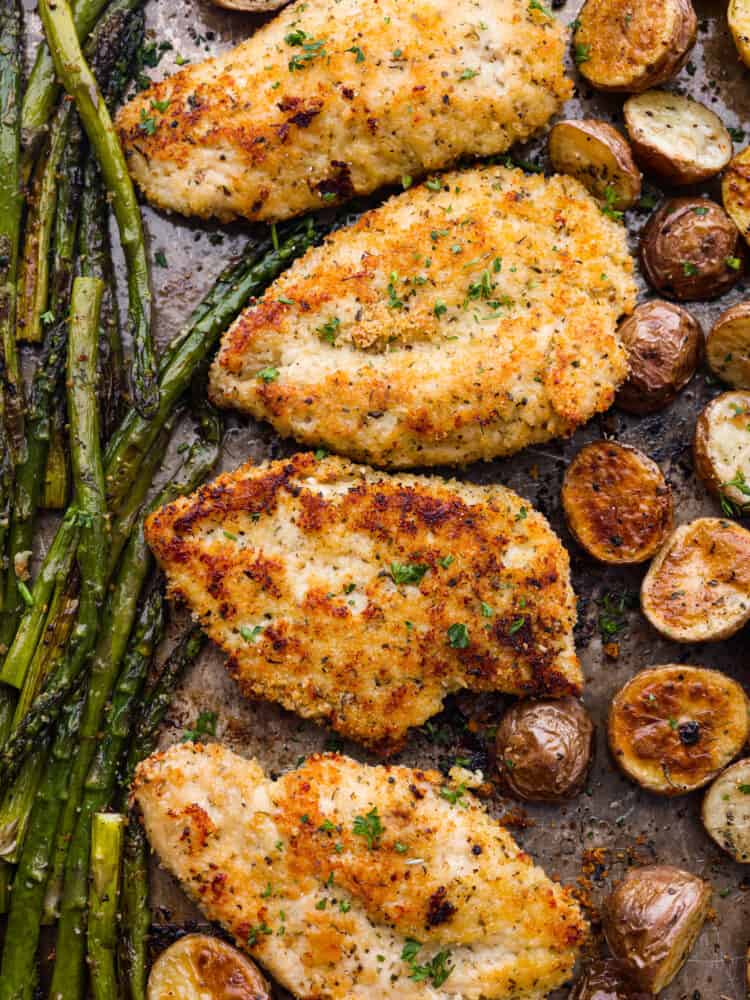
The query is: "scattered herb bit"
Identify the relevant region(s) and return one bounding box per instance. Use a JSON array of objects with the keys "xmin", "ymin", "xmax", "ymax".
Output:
[
  {"xmin": 682, "ymin": 261, "xmax": 699, "ymax": 276},
  {"xmin": 528, "ymin": 0, "xmax": 551, "ymax": 14},
  {"xmin": 256, "ymin": 366, "xmax": 279, "ymax": 383},
  {"xmin": 574, "ymin": 42, "xmax": 591, "ymax": 65},
  {"xmin": 729, "ymin": 126, "xmax": 746, "ymax": 143},
  {"xmin": 515, "ymin": 505, "xmax": 527, "ymax": 521},
  {"xmin": 314, "ymin": 448, "xmax": 329, "ymax": 460},
  {"xmin": 285, "ymin": 29, "xmax": 327, "ymax": 71},
  {"xmin": 480, "ymin": 601, "xmax": 494, "ymax": 617},
  {"xmin": 434, "ymin": 299, "xmax": 447, "ymax": 317},
  {"xmin": 726, "ymin": 256, "xmax": 742, "ymax": 271},
  {"xmin": 40, "ymin": 310, "xmax": 55, "ymax": 325},
  {"xmin": 508, "ymin": 616, "xmax": 525, "ymax": 634},
  {"xmin": 598, "ymin": 591, "xmax": 637, "ymax": 641},
  {"xmin": 387, "ymin": 272, "xmax": 405, "ymax": 310},
  {"xmin": 447, "ymin": 623, "xmax": 470, "ymax": 648},
  {"xmin": 151, "ymin": 97, "xmax": 171, "ymax": 113},
  {"xmin": 458, "ymin": 68, "xmax": 479, "ymax": 80},
  {"xmin": 439, "ymin": 783, "xmax": 467, "ymax": 806},
  {"xmin": 346, "ymin": 45, "xmax": 365, "ymax": 62},
  {"xmin": 402, "ymin": 939, "xmax": 455, "ymax": 988},
  {"xmin": 402, "ymin": 174, "xmax": 413, "ymax": 189},
  {"xmin": 154, "ymin": 250, "xmax": 168, "ymax": 268},
  {"xmin": 739, "ymin": 784, "xmax": 750, "ymax": 794},
  {"xmin": 720, "ymin": 468, "xmax": 750, "ymax": 517},
  {"xmin": 138, "ymin": 108, "xmax": 157, "ymax": 135},
  {"xmin": 693, "ymin": 205, "xmax": 710, "ymax": 216},
  {"xmin": 426, "ymin": 177, "xmax": 442, "ymax": 192},
  {"xmin": 601, "ymin": 186, "xmax": 623, "ymax": 222},
  {"xmin": 181, "ymin": 710, "xmax": 217, "ymax": 743},
  {"xmin": 240, "ymin": 624, "xmax": 264, "ymax": 643},
  {"xmin": 353, "ymin": 807, "xmax": 384, "ymax": 849},
  {"xmin": 394, "ymin": 841, "xmax": 409, "ymax": 853},
  {"xmin": 390, "ymin": 562, "xmax": 429, "ymax": 585},
  {"xmin": 317, "ymin": 316, "xmax": 341, "ymax": 342},
  {"xmin": 247, "ymin": 922, "xmax": 273, "ymax": 946},
  {"xmin": 439, "ymin": 554, "xmax": 454, "ymax": 569}
]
